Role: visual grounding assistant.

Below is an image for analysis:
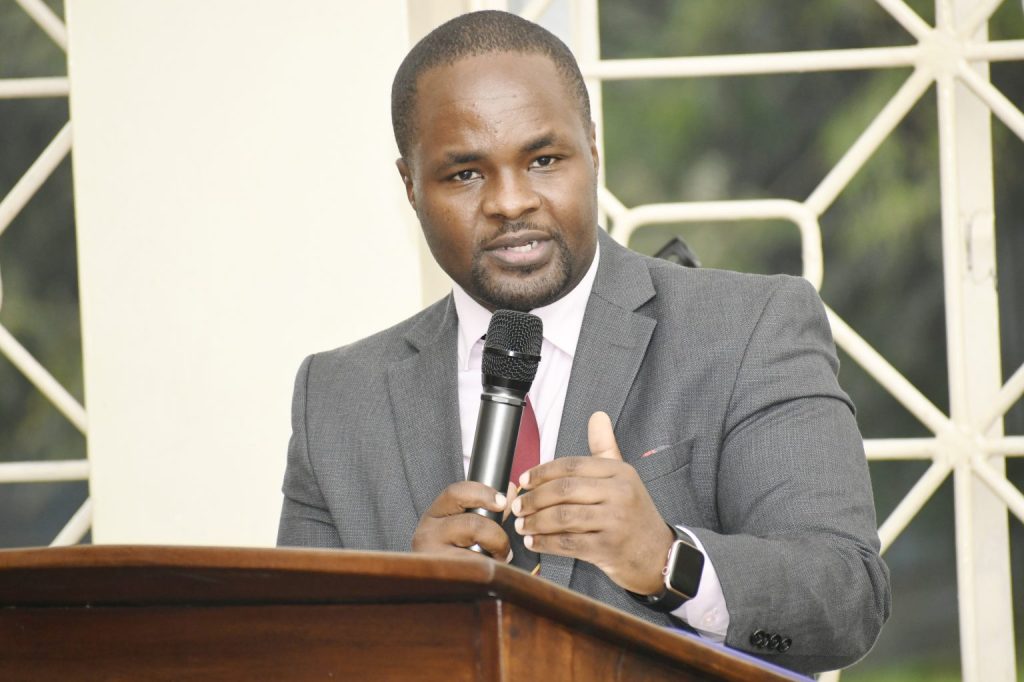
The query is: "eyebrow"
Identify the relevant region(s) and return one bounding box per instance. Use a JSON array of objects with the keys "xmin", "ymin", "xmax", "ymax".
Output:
[
  {"xmin": 523, "ymin": 134, "xmax": 557, "ymax": 153},
  {"xmin": 442, "ymin": 151, "xmax": 482, "ymax": 167},
  {"xmin": 435, "ymin": 133, "xmax": 562, "ymax": 172}
]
